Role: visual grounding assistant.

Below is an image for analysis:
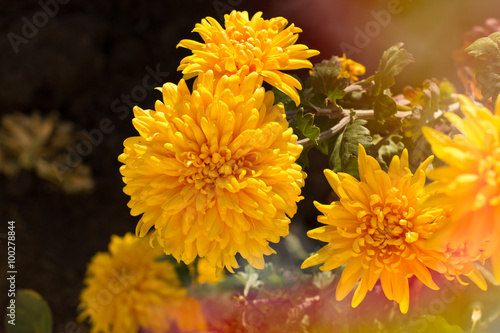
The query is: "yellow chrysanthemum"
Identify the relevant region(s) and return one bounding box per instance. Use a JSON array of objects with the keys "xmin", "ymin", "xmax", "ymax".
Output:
[
  {"xmin": 302, "ymin": 145, "xmax": 461, "ymax": 313},
  {"xmin": 177, "ymin": 10, "xmax": 319, "ymax": 106},
  {"xmin": 118, "ymin": 70, "xmax": 305, "ymax": 272},
  {"xmin": 423, "ymin": 94, "xmax": 500, "ymax": 281},
  {"xmin": 78, "ymin": 233, "xmax": 186, "ymax": 333},
  {"xmin": 338, "ymin": 54, "xmax": 365, "ymax": 82}
]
